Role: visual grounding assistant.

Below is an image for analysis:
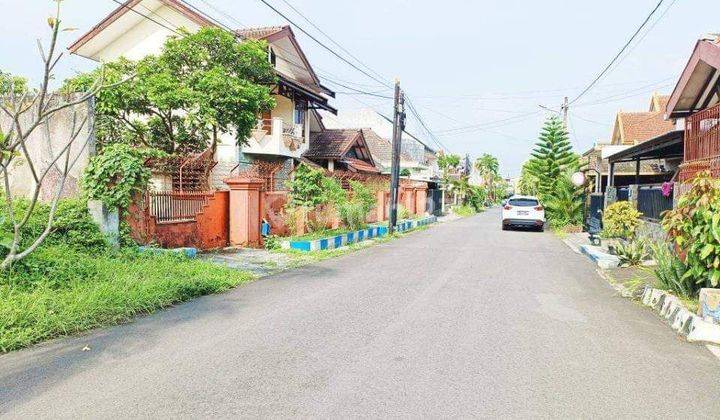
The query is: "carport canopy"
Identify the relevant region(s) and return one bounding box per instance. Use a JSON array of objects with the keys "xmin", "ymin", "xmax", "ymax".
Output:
[{"xmin": 605, "ymin": 130, "xmax": 684, "ymax": 186}]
